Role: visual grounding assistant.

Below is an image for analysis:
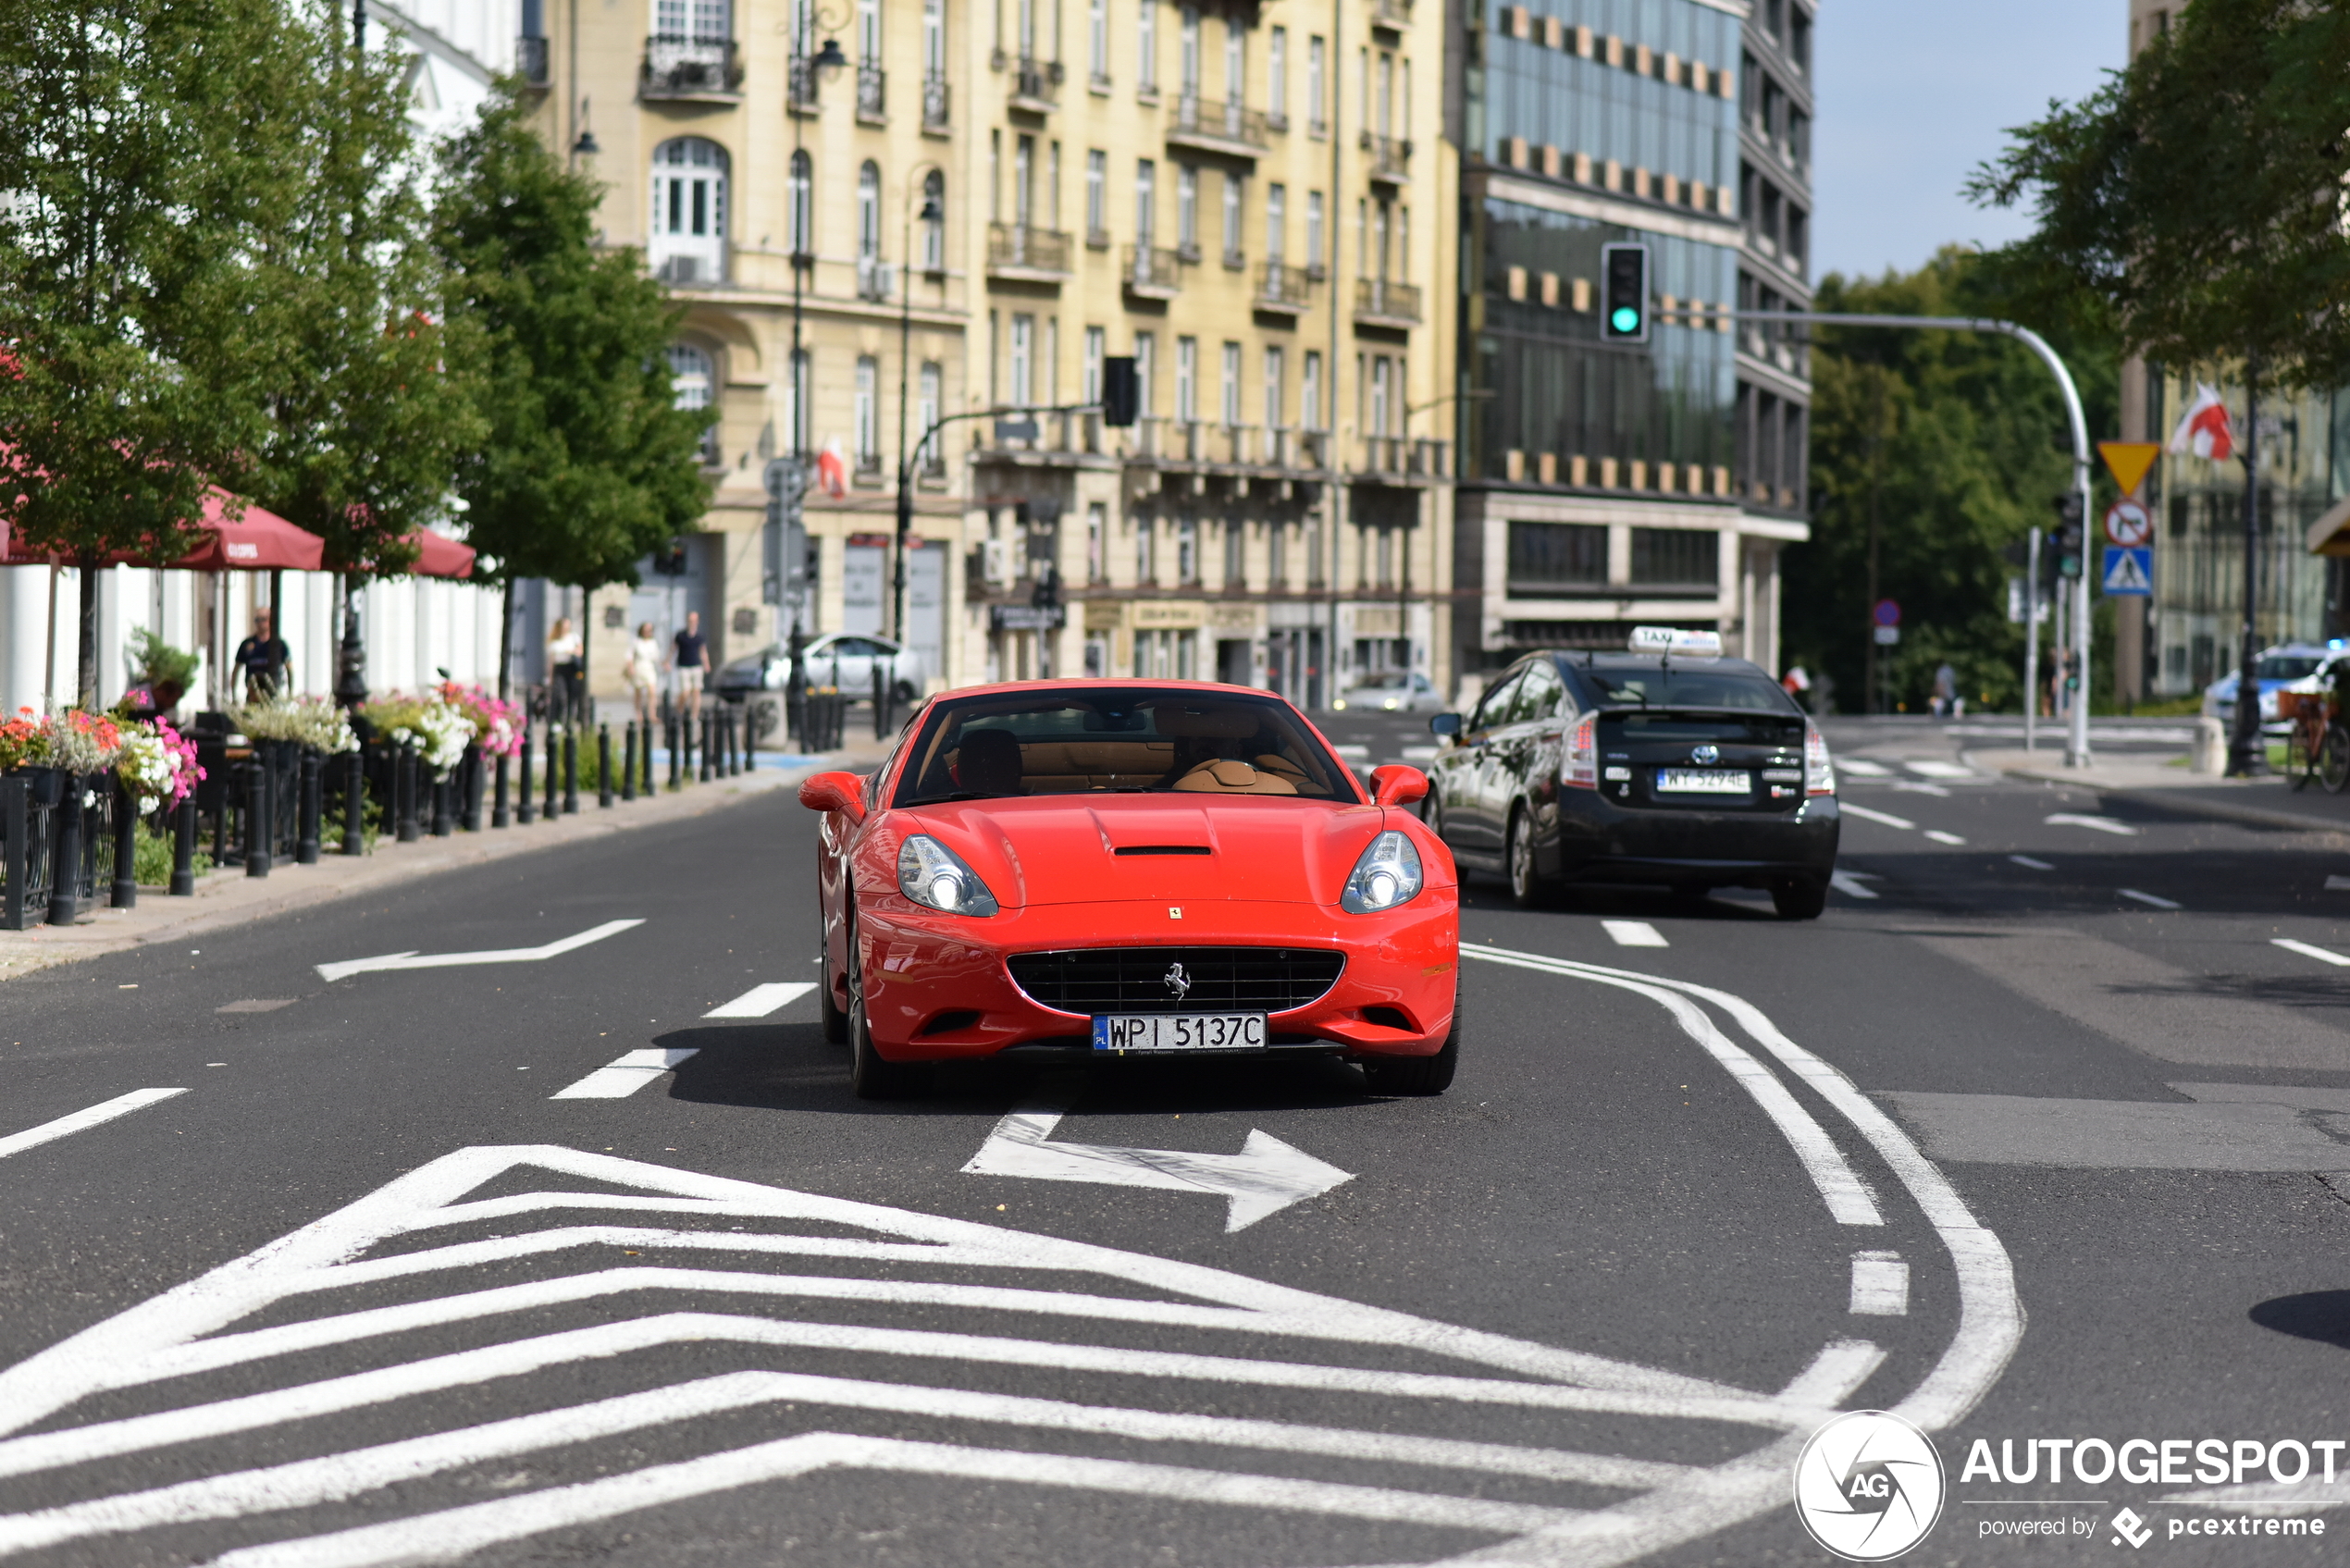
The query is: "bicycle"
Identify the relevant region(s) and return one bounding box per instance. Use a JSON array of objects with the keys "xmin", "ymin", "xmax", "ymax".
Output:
[{"xmin": 2280, "ymin": 690, "xmax": 2350, "ymax": 792}]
